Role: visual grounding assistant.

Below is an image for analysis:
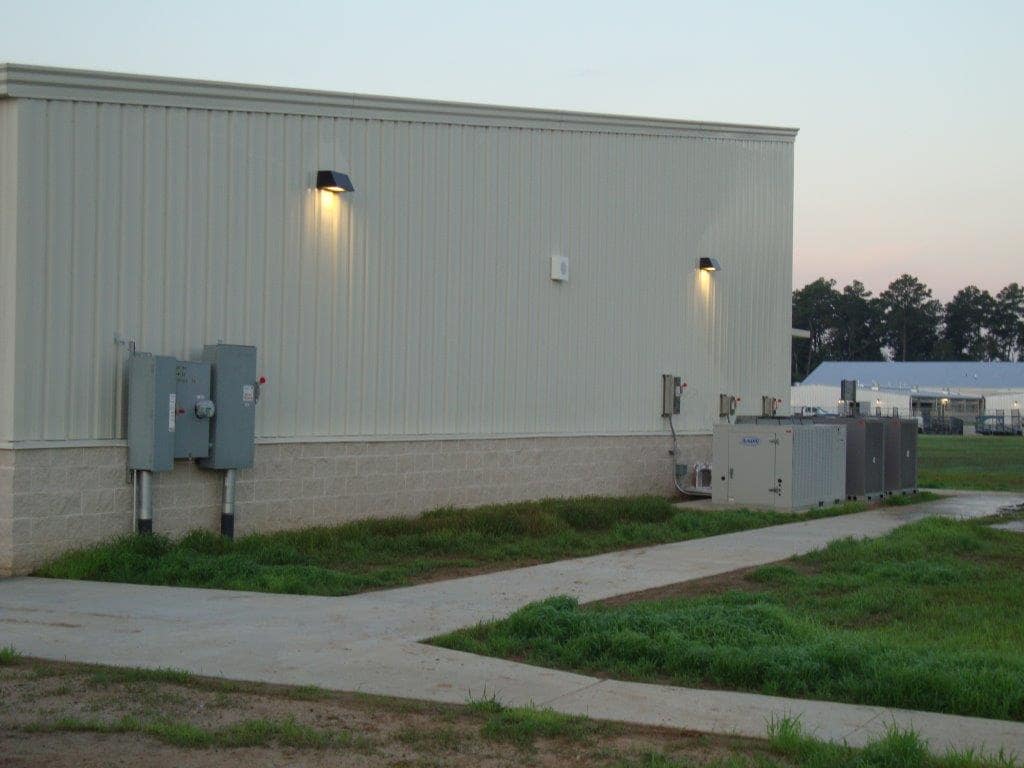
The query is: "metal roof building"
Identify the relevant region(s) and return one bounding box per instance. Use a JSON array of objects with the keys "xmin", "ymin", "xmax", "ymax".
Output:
[
  {"xmin": 801, "ymin": 362, "xmax": 1024, "ymax": 394},
  {"xmin": 0, "ymin": 65, "xmax": 798, "ymax": 573}
]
